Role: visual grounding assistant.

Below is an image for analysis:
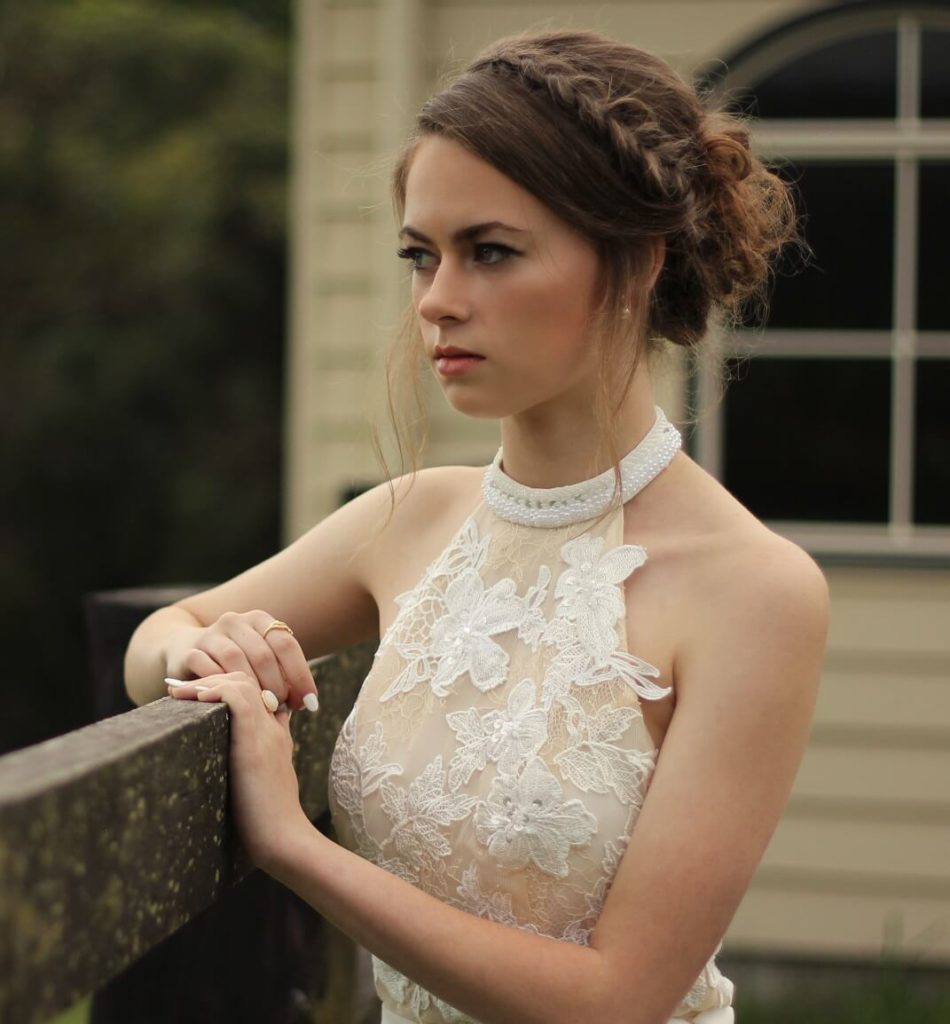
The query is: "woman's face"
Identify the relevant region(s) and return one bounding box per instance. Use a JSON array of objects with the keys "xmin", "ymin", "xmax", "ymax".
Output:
[{"xmin": 399, "ymin": 135, "xmax": 605, "ymax": 420}]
